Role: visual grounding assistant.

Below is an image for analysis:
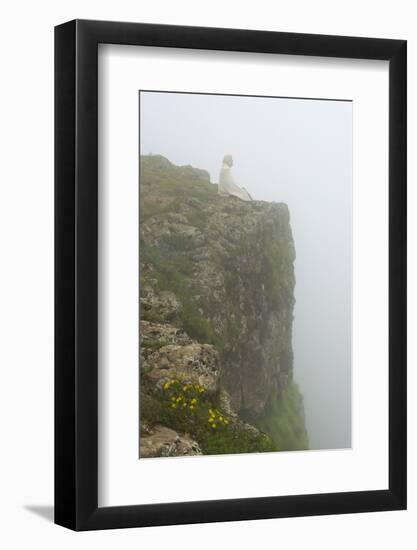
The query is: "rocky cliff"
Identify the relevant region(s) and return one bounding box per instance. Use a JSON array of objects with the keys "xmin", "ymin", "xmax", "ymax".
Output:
[{"xmin": 139, "ymin": 155, "xmax": 308, "ymax": 457}]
